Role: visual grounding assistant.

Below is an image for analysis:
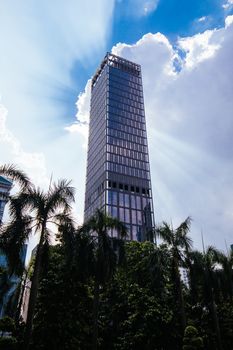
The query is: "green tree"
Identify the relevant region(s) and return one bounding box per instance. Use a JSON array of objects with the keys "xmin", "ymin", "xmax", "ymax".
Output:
[
  {"xmin": 155, "ymin": 217, "xmax": 192, "ymax": 331},
  {"xmin": 0, "ymin": 164, "xmax": 75, "ymax": 349},
  {"xmin": 188, "ymin": 247, "xmax": 223, "ymax": 350},
  {"xmin": 0, "ymin": 165, "xmax": 32, "ymax": 276},
  {"xmin": 99, "ymin": 241, "xmax": 175, "ymax": 350},
  {"xmin": 0, "ymin": 316, "xmax": 17, "ymax": 350},
  {"xmin": 183, "ymin": 325, "xmax": 203, "ymax": 350},
  {"xmin": 32, "ymin": 231, "xmax": 94, "ymax": 350},
  {"xmin": 79, "ymin": 209, "xmax": 127, "ymax": 350}
]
